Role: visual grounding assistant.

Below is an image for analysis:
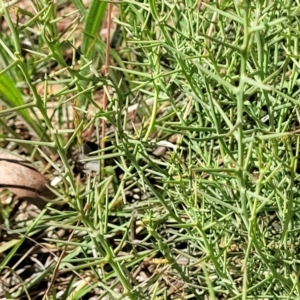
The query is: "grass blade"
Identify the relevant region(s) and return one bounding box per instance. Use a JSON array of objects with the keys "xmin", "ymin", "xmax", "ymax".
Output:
[{"xmin": 0, "ymin": 73, "xmax": 42, "ymax": 138}]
